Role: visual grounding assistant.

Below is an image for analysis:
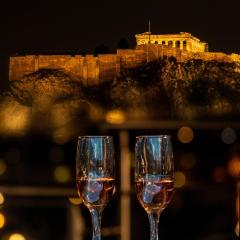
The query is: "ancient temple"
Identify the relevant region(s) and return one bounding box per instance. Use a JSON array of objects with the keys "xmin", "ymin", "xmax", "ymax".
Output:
[{"xmin": 135, "ymin": 32, "xmax": 208, "ymax": 52}]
